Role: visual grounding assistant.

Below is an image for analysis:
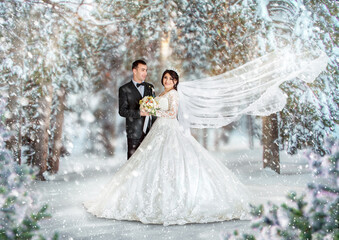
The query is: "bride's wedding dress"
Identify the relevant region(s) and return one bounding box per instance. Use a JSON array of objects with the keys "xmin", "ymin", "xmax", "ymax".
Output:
[{"xmin": 84, "ymin": 90, "xmax": 251, "ymax": 225}]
